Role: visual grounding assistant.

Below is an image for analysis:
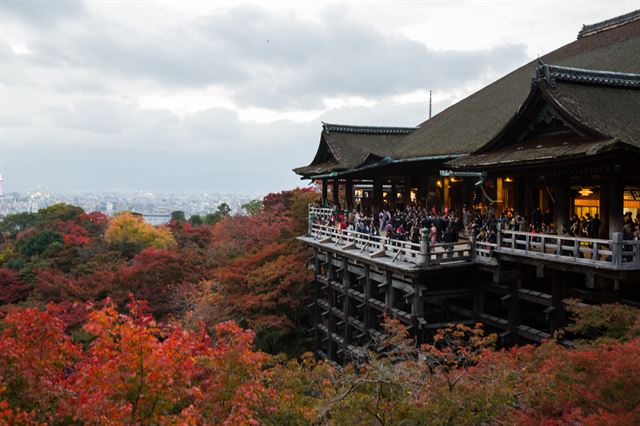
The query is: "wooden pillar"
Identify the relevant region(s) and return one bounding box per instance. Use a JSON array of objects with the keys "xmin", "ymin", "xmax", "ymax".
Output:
[
  {"xmin": 515, "ymin": 178, "xmax": 526, "ymax": 216},
  {"xmin": 507, "ymin": 279, "xmax": 522, "ymax": 346},
  {"xmin": 553, "ymin": 180, "xmax": 570, "ymax": 234},
  {"xmin": 364, "ymin": 264, "xmax": 372, "ymax": 337},
  {"xmin": 402, "ymin": 179, "xmax": 411, "ymax": 208},
  {"xmin": 523, "ymin": 181, "xmax": 534, "ymax": 218},
  {"xmin": 332, "ymin": 179, "xmax": 340, "ymax": 208},
  {"xmin": 384, "ymin": 271, "xmax": 394, "ymax": 311},
  {"xmin": 443, "ymin": 177, "xmax": 450, "ymax": 211},
  {"xmin": 321, "ymin": 179, "xmax": 328, "ymax": 206},
  {"xmin": 342, "ymin": 258, "xmax": 351, "ymax": 353},
  {"xmin": 461, "ymin": 178, "xmax": 473, "ymax": 209},
  {"xmin": 313, "ymin": 250, "xmax": 322, "ymax": 351},
  {"xmin": 415, "ymin": 176, "xmax": 425, "ymax": 208},
  {"xmin": 427, "ymin": 176, "xmax": 435, "ymax": 210},
  {"xmin": 550, "ymin": 271, "xmax": 566, "ymax": 332},
  {"xmin": 390, "ymin": 181, "xmax": 397, "ymax": 210},
  {"xmin": 373, "ymin": 178, "xmax": 383, "ymax": 224},
  {"xmin": 473, "ymin": 281, "xmax": 485, "ymax": 322},
  {"xmin": 411, "ymin": 280, "xmax": 424, "ymax": 345},
  {"xmin": 601, "ymin": 175, "xmax": 624, "ymax": 238},
  {"xmin": 345, "ymin": 179, "xmax": 354, "ymax": 211},
  {"xmin": 496, "ymin": 177, "xmax": 504, "ymax": 214},
  {"xmin": 327, "ymin": 255, "xmax": 336, "ymax": 360}
]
